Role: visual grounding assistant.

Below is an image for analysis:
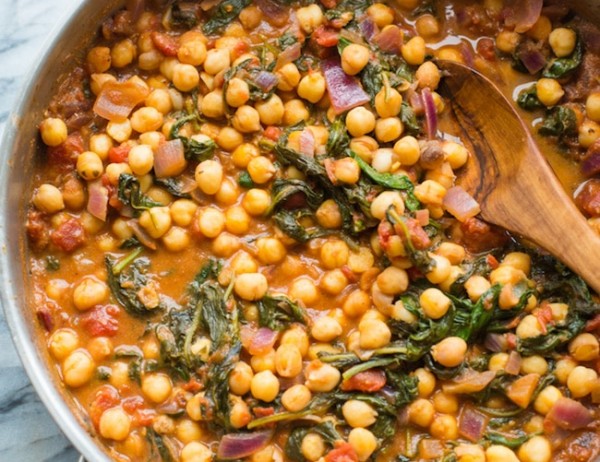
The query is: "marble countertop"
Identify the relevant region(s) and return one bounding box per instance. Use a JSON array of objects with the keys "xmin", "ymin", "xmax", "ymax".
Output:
[{"xmin": 0, "ymin": 0, "xmax": 80, "ymax": 460}]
